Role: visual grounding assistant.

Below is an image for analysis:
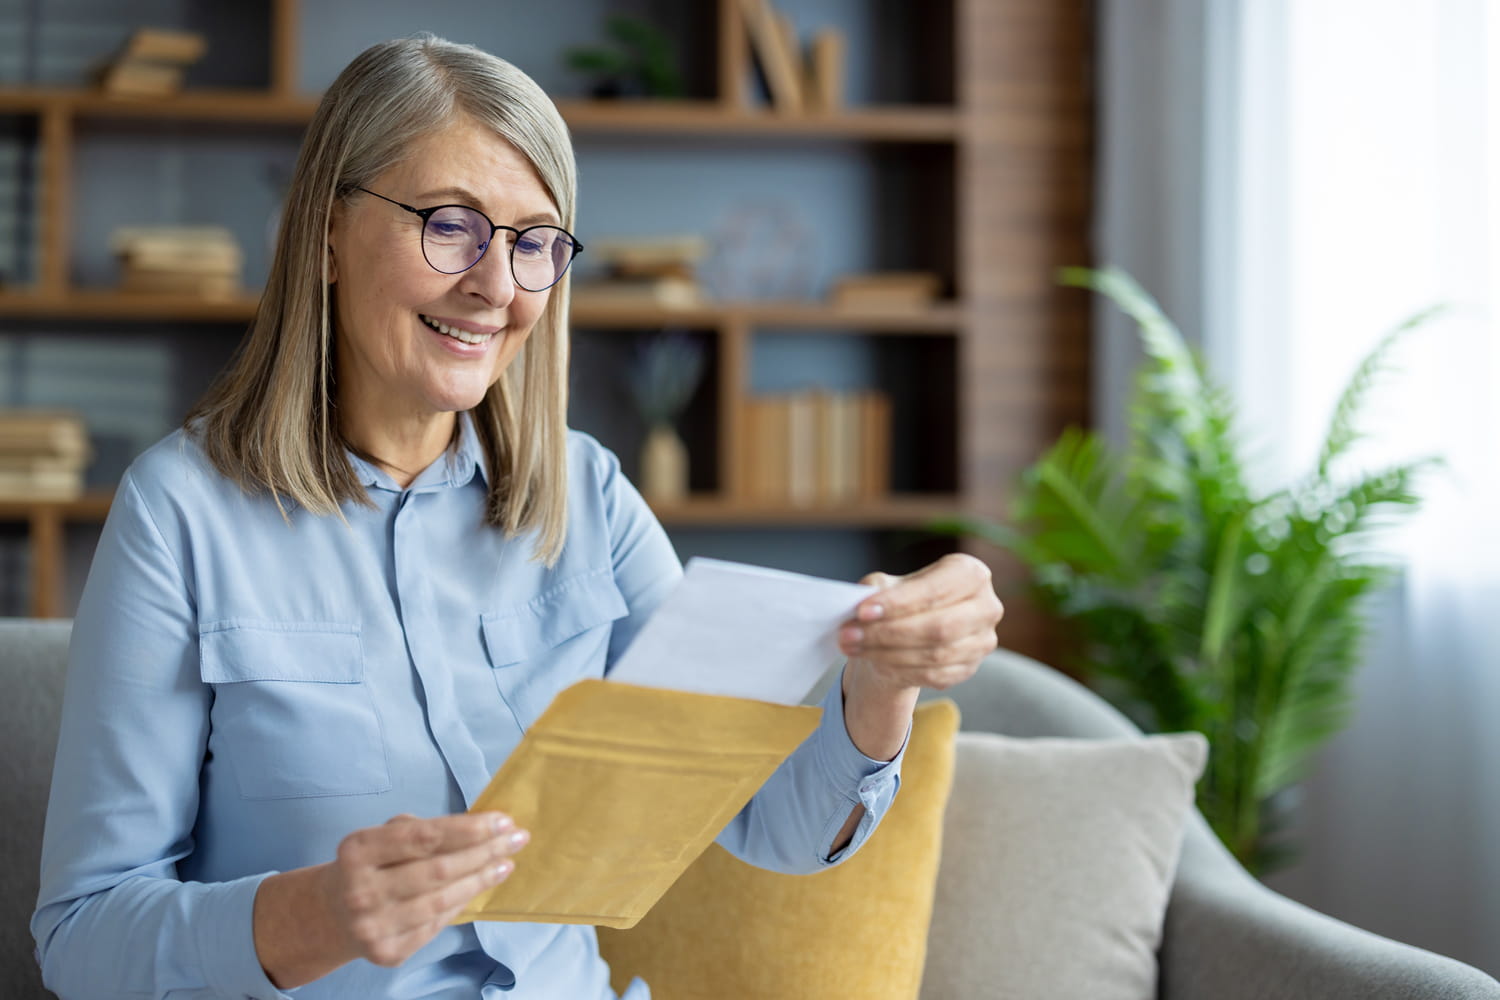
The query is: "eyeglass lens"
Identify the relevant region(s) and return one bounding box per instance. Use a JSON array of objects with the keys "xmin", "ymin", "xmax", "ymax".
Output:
[{"xmin": 421, "ymin": 206, "xmax": 576, "ymax": 291}]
